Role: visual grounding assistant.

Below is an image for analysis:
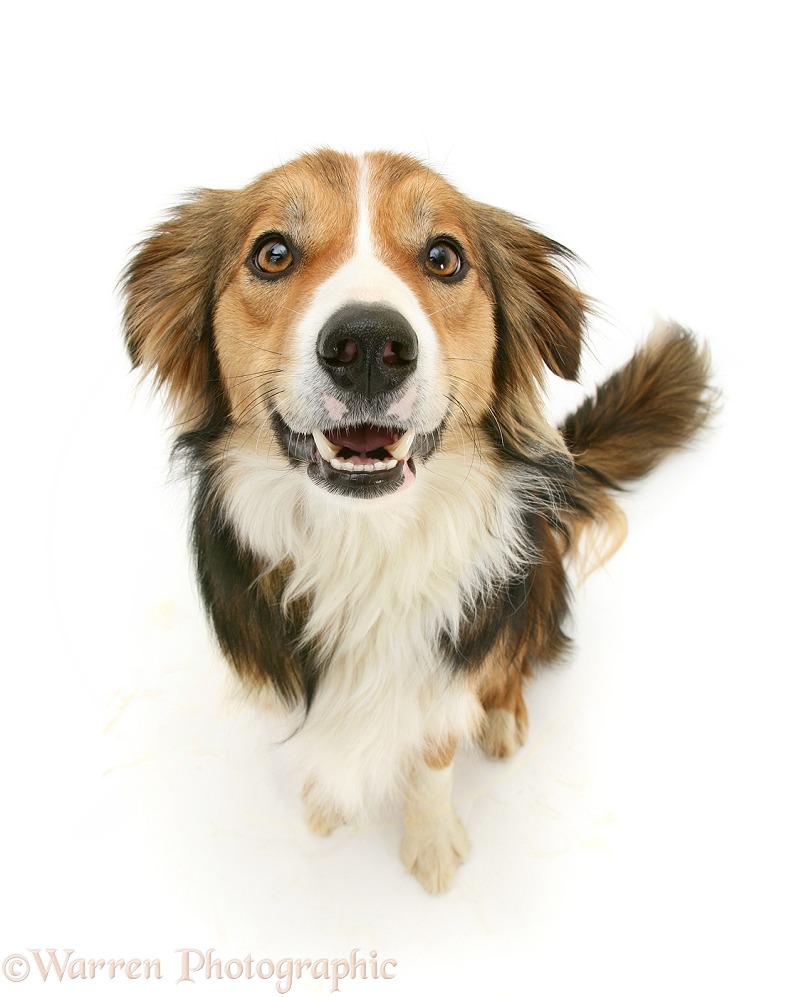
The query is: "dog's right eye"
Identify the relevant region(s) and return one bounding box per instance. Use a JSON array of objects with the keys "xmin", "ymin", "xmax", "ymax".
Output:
[{"xmin": 249, "ymin": 235, "xmax": 295, "ymax": 278}]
